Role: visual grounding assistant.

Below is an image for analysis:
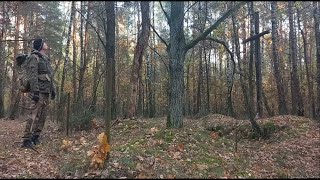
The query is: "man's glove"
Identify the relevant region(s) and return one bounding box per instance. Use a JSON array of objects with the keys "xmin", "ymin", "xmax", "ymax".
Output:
[
  {"xmin": 31, "ymin": 91, "xmax": 40, "ymax": 102},
  {"xmin": 51, "ymin": 90, "xmax": 56, "ymax": 100}
]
